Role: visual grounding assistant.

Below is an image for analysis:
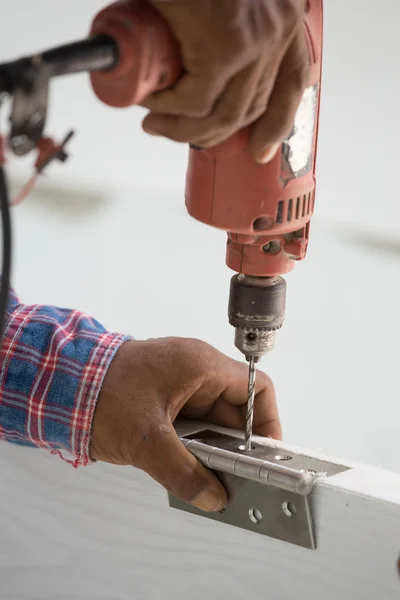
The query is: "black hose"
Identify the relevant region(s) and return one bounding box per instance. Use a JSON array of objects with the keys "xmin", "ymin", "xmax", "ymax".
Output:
[
  {"xmin": 0, "ymin": 35, "xmax": 118, "ymax": 95},
  {"xmin": 0, "ymin": 165, "xmax": 12, "ymax": 343},
  {"xmin": 42, "ymin": 35, "xmax": 118, "ymax": 78}
]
